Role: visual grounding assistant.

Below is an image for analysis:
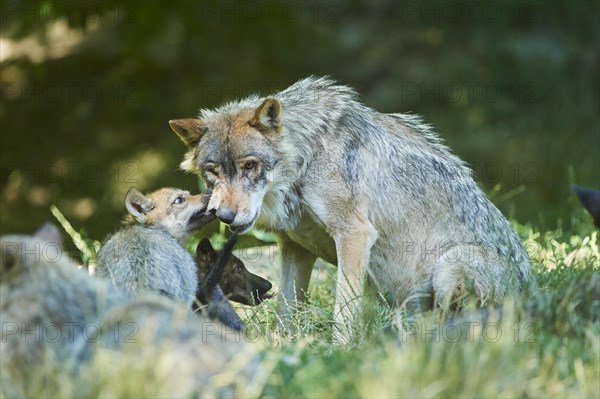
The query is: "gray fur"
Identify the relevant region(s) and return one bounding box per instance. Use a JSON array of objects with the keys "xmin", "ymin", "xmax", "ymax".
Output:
[
  {"xmin": 1, "ymin": 235, "xmax": 122, "ymax": 370},
  {"xmin": 174, "ymin": 76, "xmax": 536, "ymax": 343},
  {"xmin": 96, "ymin": 224, "xmax": 198, "ymax": 304},
  {"xmin": 1, "ymin": 233, "xmax": 256, "ymax": 398}
]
